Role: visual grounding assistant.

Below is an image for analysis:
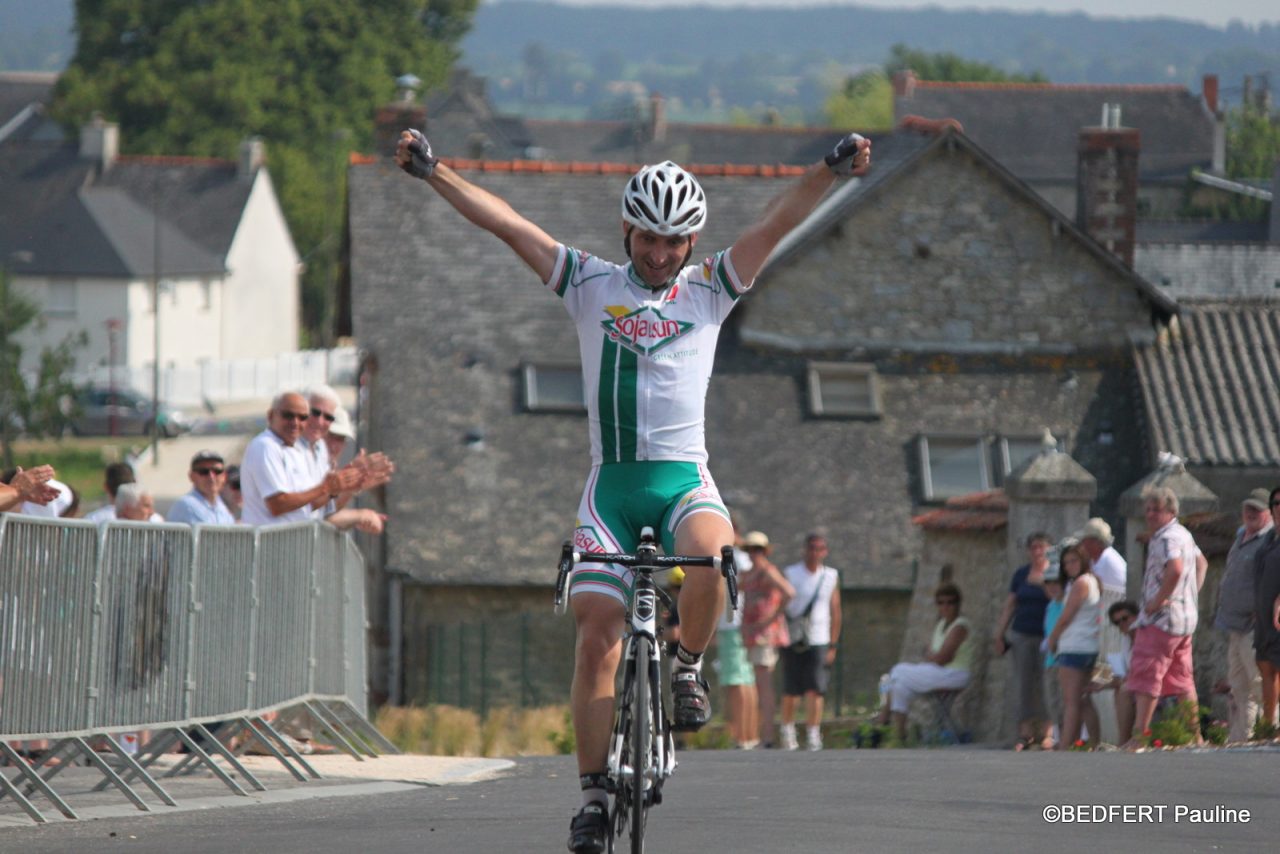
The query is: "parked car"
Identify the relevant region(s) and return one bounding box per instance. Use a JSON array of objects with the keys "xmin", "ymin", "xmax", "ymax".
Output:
[{"xmin": 70, "ymin": 387, "xmax": 193, "ymax": 438}]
